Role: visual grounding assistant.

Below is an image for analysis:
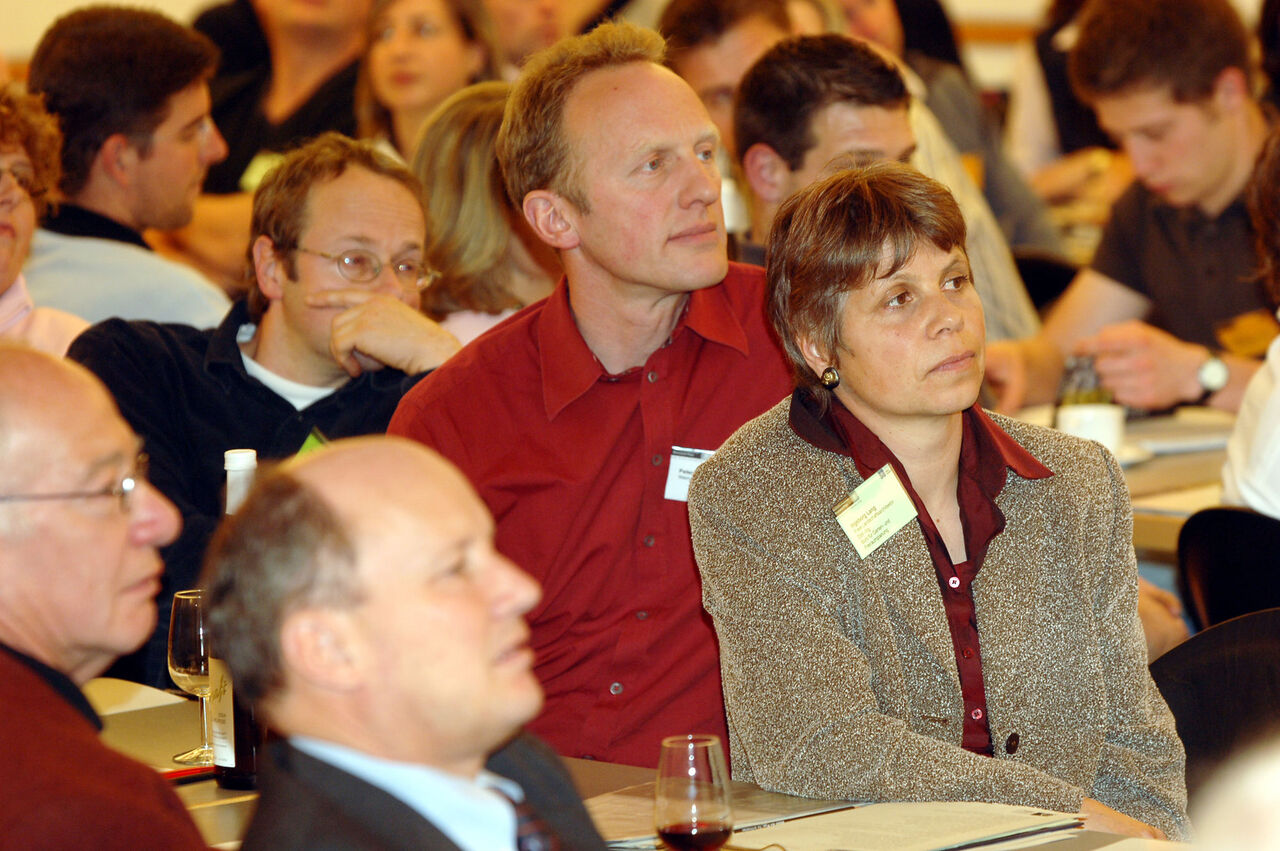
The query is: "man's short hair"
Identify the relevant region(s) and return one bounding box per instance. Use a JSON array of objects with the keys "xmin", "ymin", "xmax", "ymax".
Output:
[
  {"xmin": 0, "ymin": 85, "xmax": 62, "ymax": 219},
  {"xmin": 496, "ymin": 20, "xmax": 666, "ymax": 211},
  {"xmin": 658, "ymin": 0, "xmax": 790, "ymax": 58},
  {"xmin": 204, "ymin": 467, "xmax": 362, "ymax": 705},
  {"xmin": 734, "ymin": 34, "xmax": 908, "ymax": 170},
  {"xmin": 26, "ymin": 6, "xmax": 219, "ymax": 197},
  {"xmin": 1069, "ymin": 0, "xmax": 1252, "ymax": 105},
  {"xmin": 245, "ymin": 133, "xmax": 427, "ymax": 322},
  {"xmin": 767, "ymin": 162, "xmax": 966, "ymax": 405}
]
